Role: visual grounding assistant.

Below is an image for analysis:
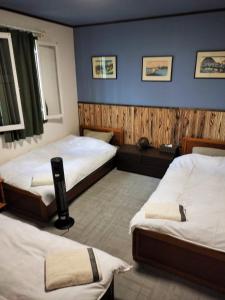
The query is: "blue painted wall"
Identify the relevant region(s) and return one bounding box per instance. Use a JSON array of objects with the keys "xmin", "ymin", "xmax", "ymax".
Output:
[{"xmin": 74, "ymin": 11, "xmax": 225, "ymax": 110}]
